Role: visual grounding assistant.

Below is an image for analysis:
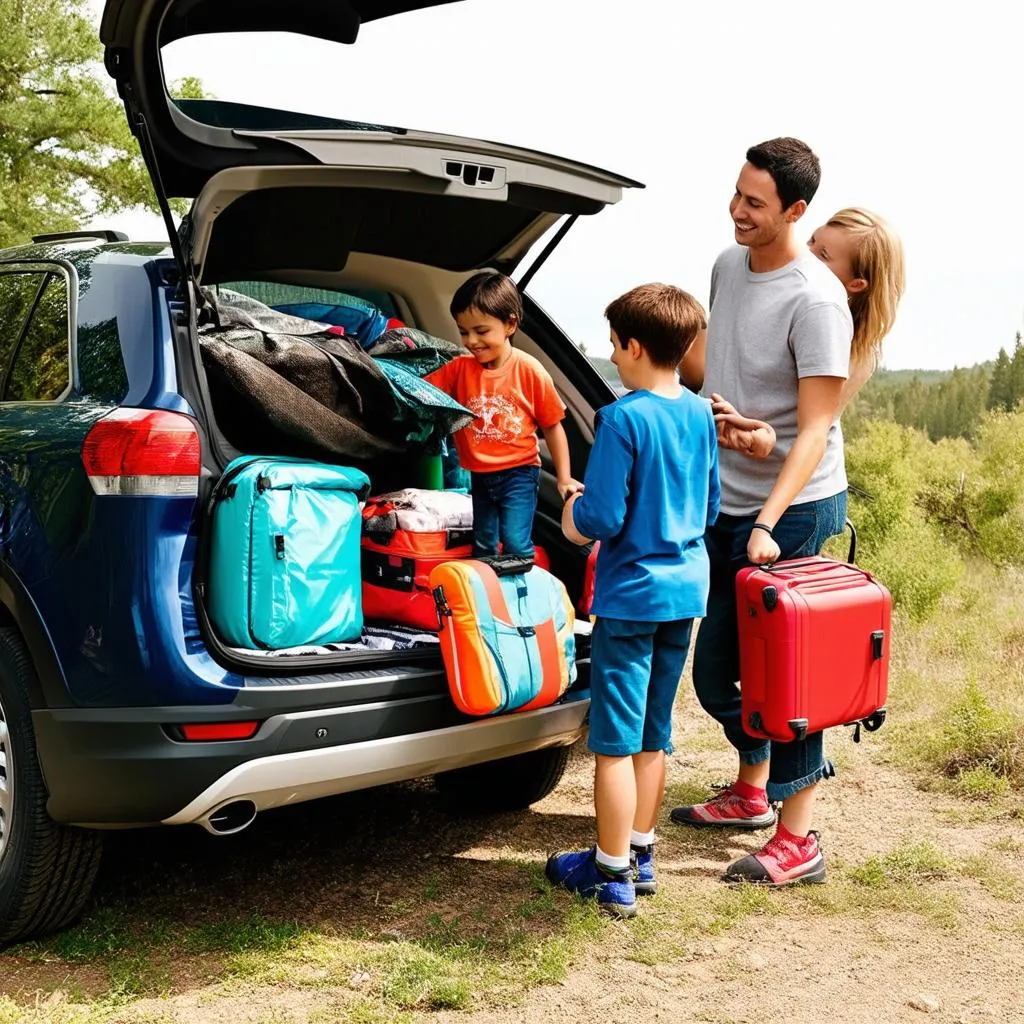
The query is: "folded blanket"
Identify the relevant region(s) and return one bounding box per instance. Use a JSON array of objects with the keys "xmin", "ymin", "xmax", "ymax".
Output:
[{"xmin": 199, "ymin": 290, "xmax": 470, "ymax": 459}]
